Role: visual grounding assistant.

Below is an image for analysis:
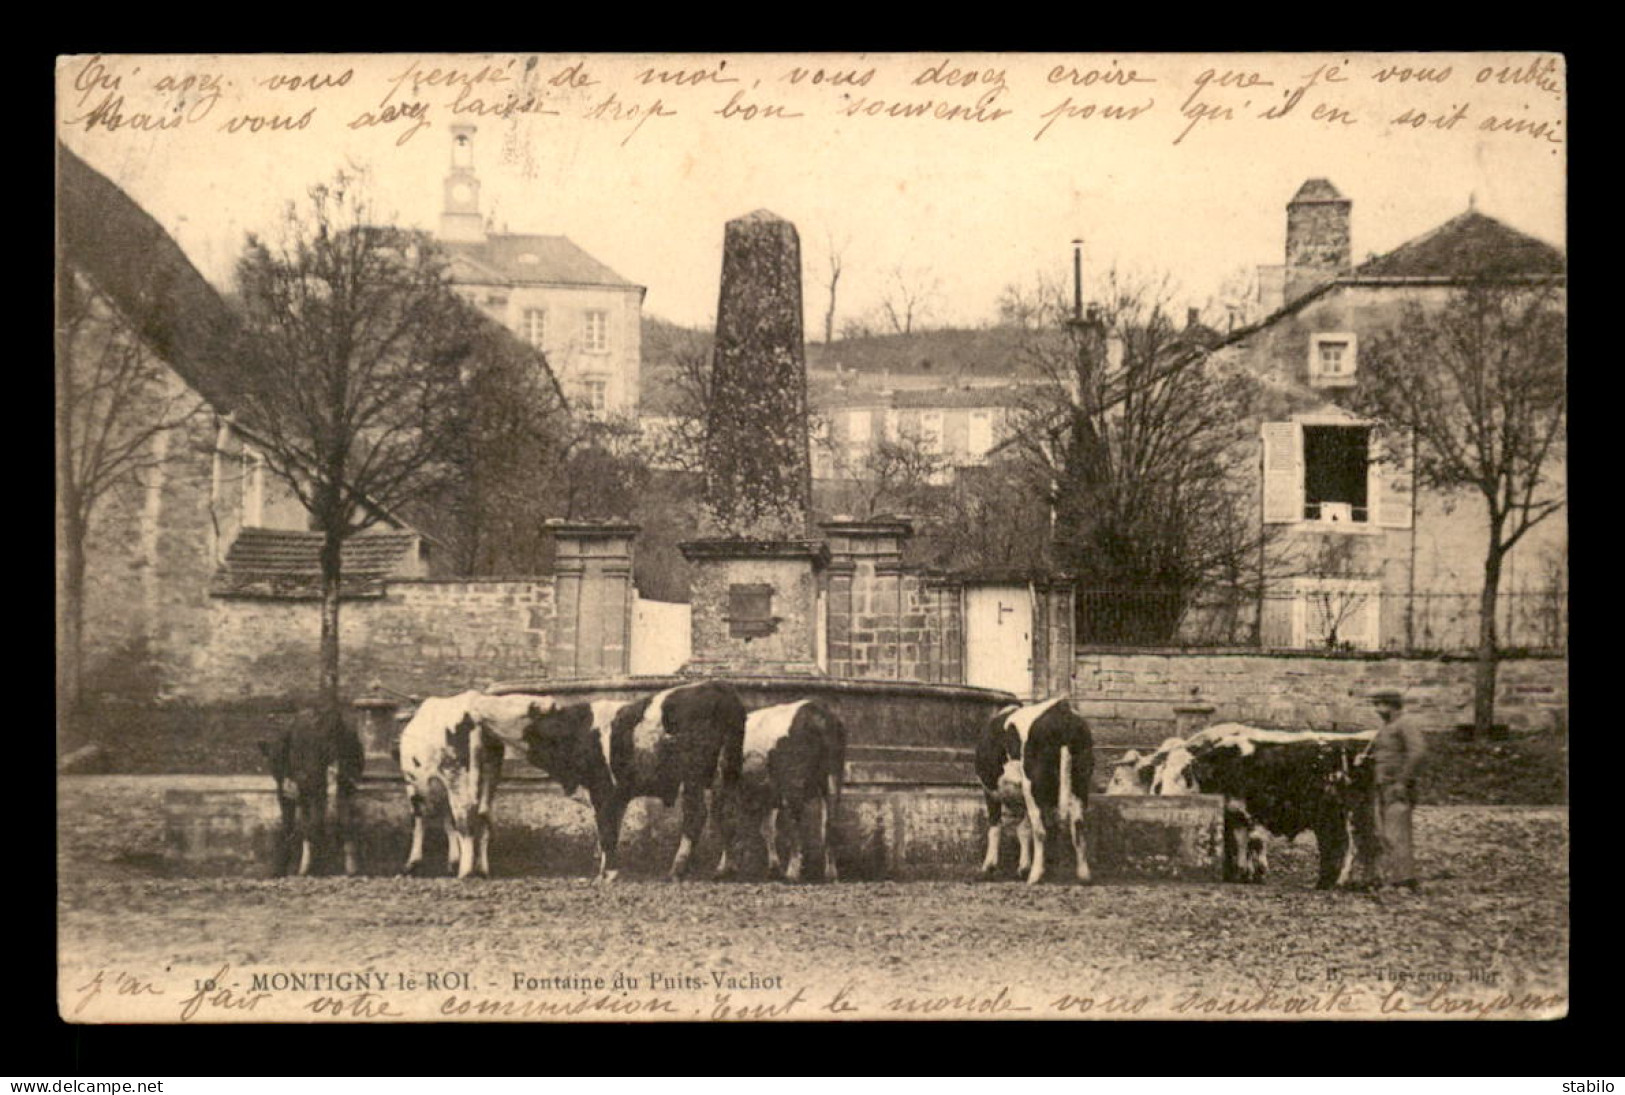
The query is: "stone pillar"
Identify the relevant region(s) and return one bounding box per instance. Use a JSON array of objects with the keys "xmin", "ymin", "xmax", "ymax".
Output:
[
  {"xmin": 701, "ymin": 209, "xmax": 812, "ymax": 541},
  {"xmin": 1174, "ymin": 701, "xmax": 1218, "ymax": 738},
  {"xmin": 547, "ymin": 520, "xmax": 637, "ymax": 680},
  {"xmin": 821, "ymin": 520, "xmax": 912, "ymax": 681},
  {"xmin": 353, "ymin": 690, "xmax": 402, "ymax": 777},
  {"xmin": 681, "ymin": 210, "xmax": 827, "ymax": 677}
]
